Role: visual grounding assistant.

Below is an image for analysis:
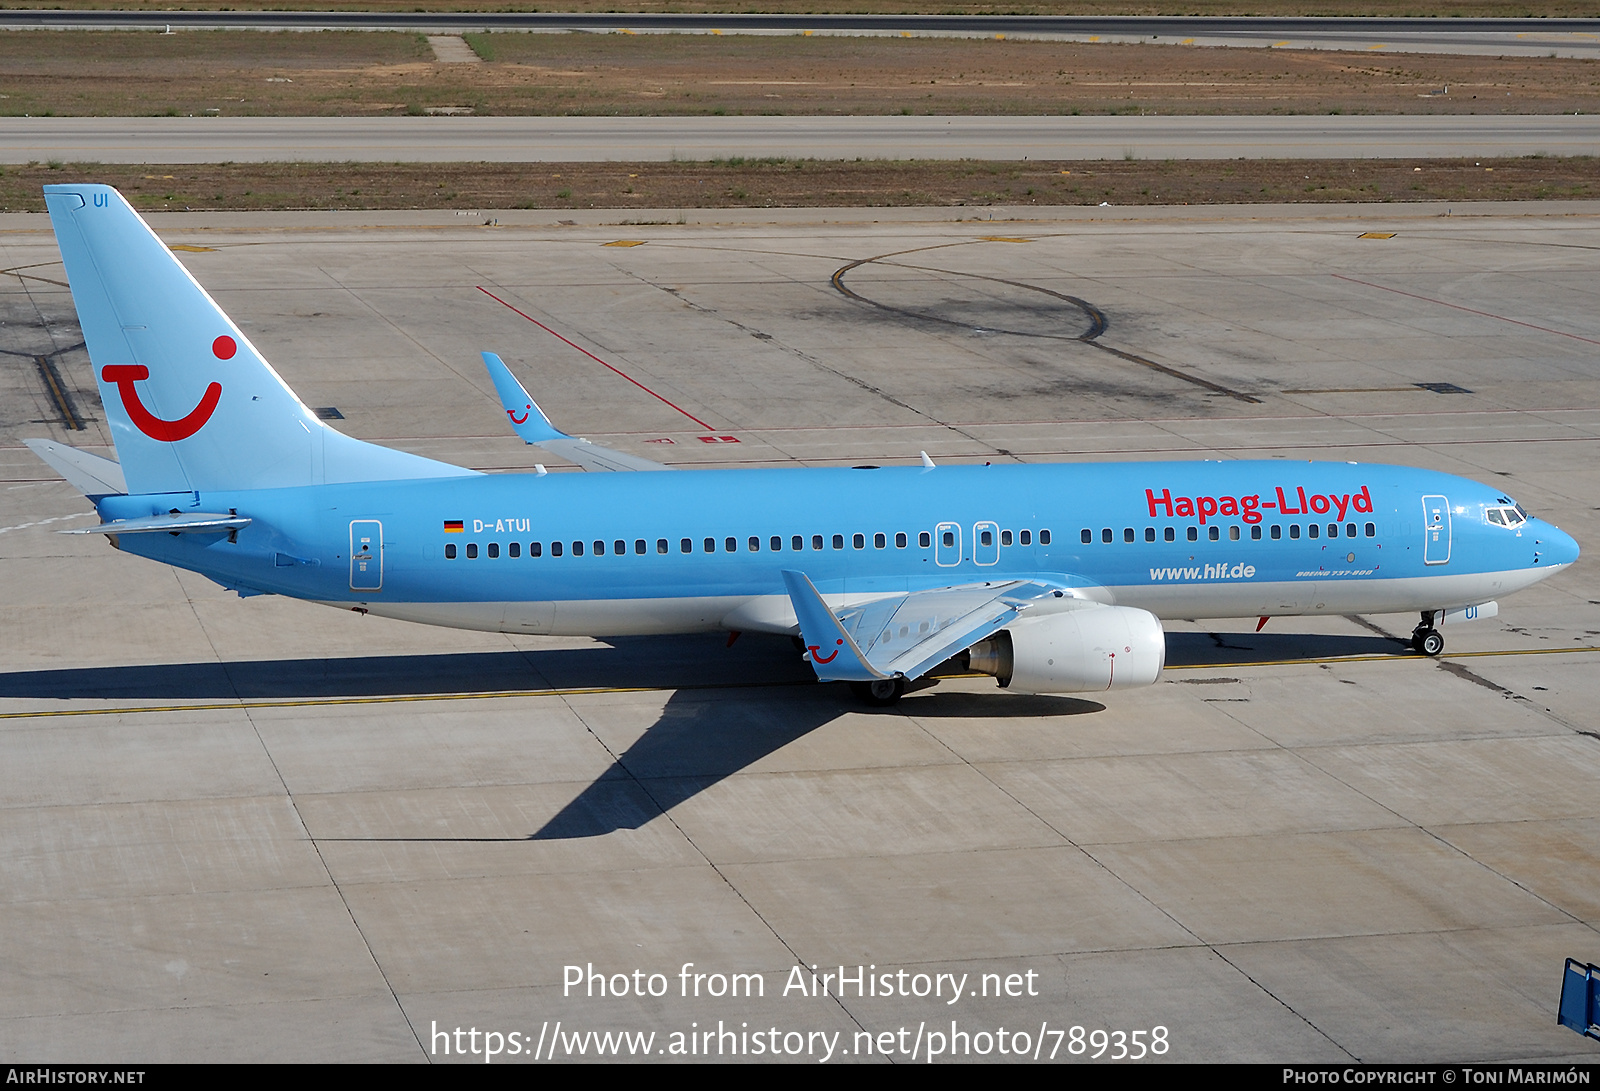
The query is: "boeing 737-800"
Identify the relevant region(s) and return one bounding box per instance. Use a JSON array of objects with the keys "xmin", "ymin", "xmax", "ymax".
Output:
[{"xmin": 24, "ymin": 185, "xmax": 1581, "ymax": 704}]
